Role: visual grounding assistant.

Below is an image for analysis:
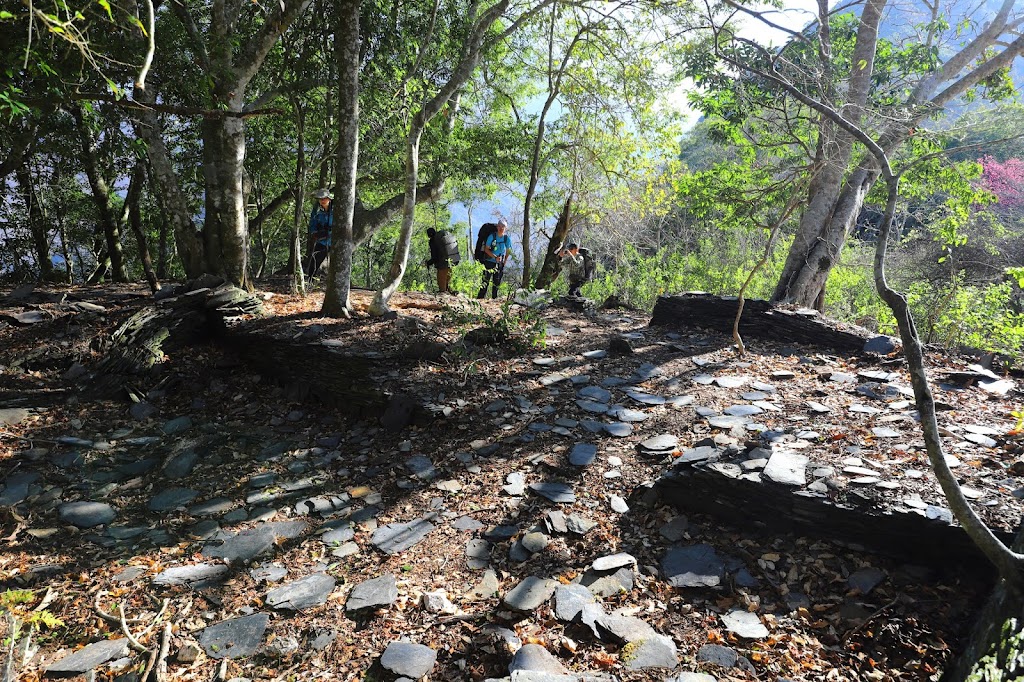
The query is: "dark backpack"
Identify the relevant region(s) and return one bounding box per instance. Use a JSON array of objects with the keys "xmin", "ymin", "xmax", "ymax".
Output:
[
  {"xmin": 475, "ymin": 223, "xmax": 498, "ymax": 261},
  {"xmin": 579, "ymin": 247, "xmax": 596, "ymax": 281},
  {"xmin": 440, "ymin": 231, "xmax": 461, "ymax": 265}
]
